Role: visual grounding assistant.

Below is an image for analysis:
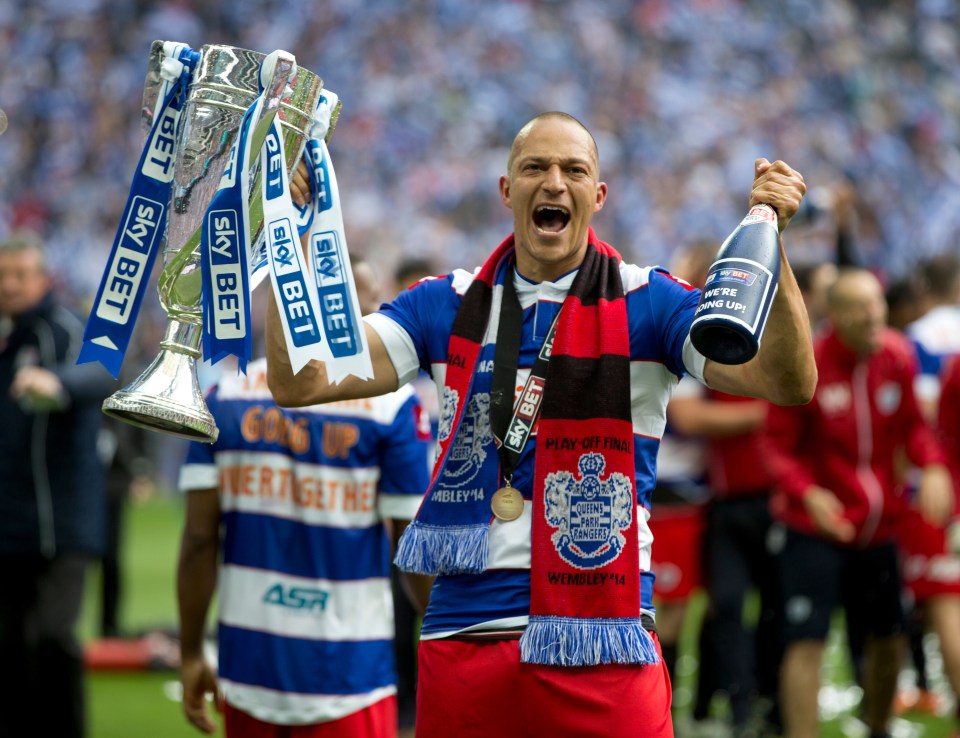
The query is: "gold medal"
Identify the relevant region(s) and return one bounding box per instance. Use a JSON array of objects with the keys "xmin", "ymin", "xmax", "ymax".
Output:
[{"xmin": 491, "ymin": 485, "xmax": 524, "ymax": 522}]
